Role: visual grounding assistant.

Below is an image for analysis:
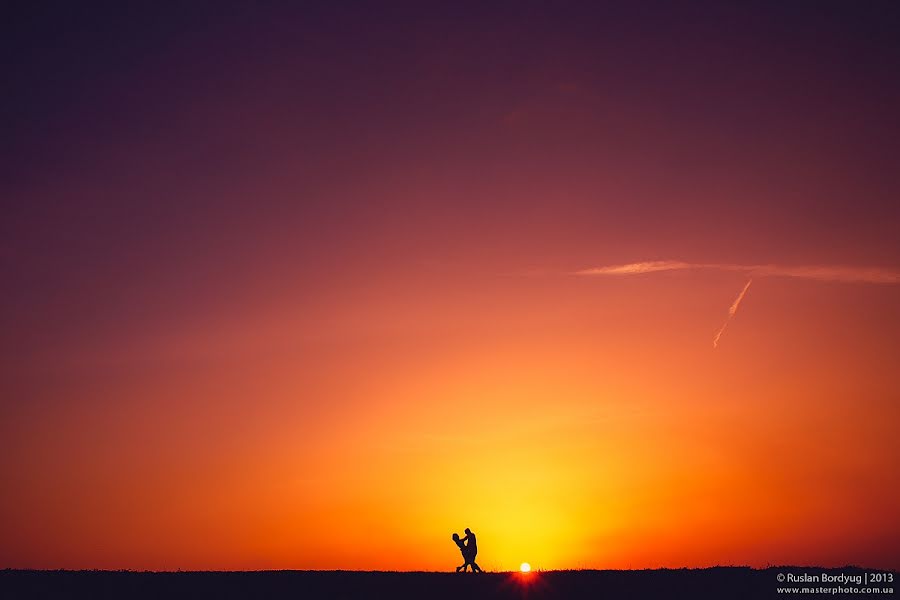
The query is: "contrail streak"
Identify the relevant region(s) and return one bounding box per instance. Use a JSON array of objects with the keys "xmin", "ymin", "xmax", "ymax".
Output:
[{"xmin": 713, "ymin": 278, "xmax": 753, "ymax": 349}]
